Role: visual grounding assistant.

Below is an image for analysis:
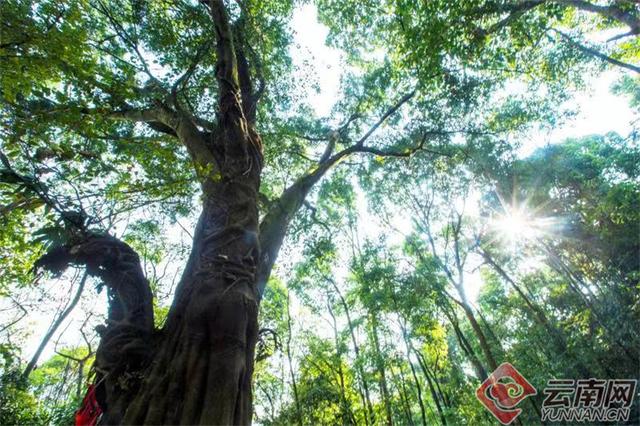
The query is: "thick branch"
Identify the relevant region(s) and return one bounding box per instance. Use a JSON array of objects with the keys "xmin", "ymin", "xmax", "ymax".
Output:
[
  {"xmin": 555, "ymin": 0, "xmax": 640, "ymax": 34},
  {"xmin": 35, "ymin": 233, "xmax": 154, "ymax": 332},
  {"xmin": 205, "ymin": 0, "xmax": 262, "ymax": 174},
  {"xmin": 319, "ymin": 131, "xmax": 339, "ymax": 163},
  {"xmin": 257, "ymin": 92, "xmax": 458, "ymax": 296},
  {"xmin": 99, "ymin": 102, "xmax": 220, "ymax": 180},
  {"xmin": 0, "ymin": 150, "xmax": 87, "ymax": 229},
  {"xmin": 208, "ymin": 0, "xmax": 241, "ymax": 106},
  {"xmin": 477, "ymin": 1, "xmax": 545, "ymax": 35},
  {"xmin": 257, "ymin": 136, "xmax": 443, "ymax": 297},
  {"xmin": 106, "ymin": 105, "xmax": 218, "ymax": 175},
  {"xmin": 3, "ymin": 152, "xmax": 153, "ymax": 331},
  {"xmin": 233, "ymin": 13, "xmax": 262, "ymax": 123},
  {"xmin": 107, "ymin": 106, "xmax": 171, "ymax": 126},
  {"xmin": 476, "ymin": 0, "xmax": 640, "ymax": 41},
  {"xmin": 352, "ymin": 136, "xmax": 451, "ymax": 158},
  {"xmin": 8, "ymin": 97, "xmax": 178, "ymax": 138},
  {"xmin": 236, "ymin": 43, "xmax": 258, "ymax": 123},
  {"xmin": 233, "ymin": 0, "xmax": 266, "ymax": 119},
  {"xmin": 472, "ymin": 1, "xmax": 544, "ymax": 15}
]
